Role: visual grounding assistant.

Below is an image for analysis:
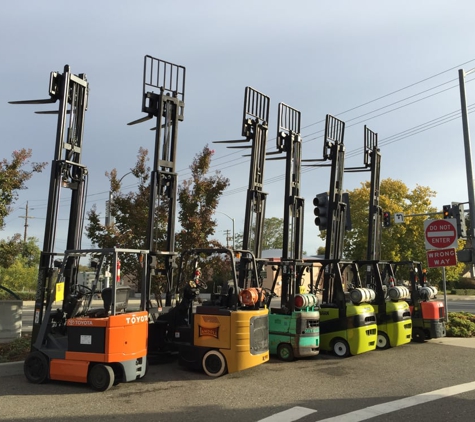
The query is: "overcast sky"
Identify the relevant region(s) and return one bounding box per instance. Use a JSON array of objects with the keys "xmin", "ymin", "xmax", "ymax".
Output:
[{"xmin": 1, "ymin": 0, "xmax": 475, "ymax": 255}]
